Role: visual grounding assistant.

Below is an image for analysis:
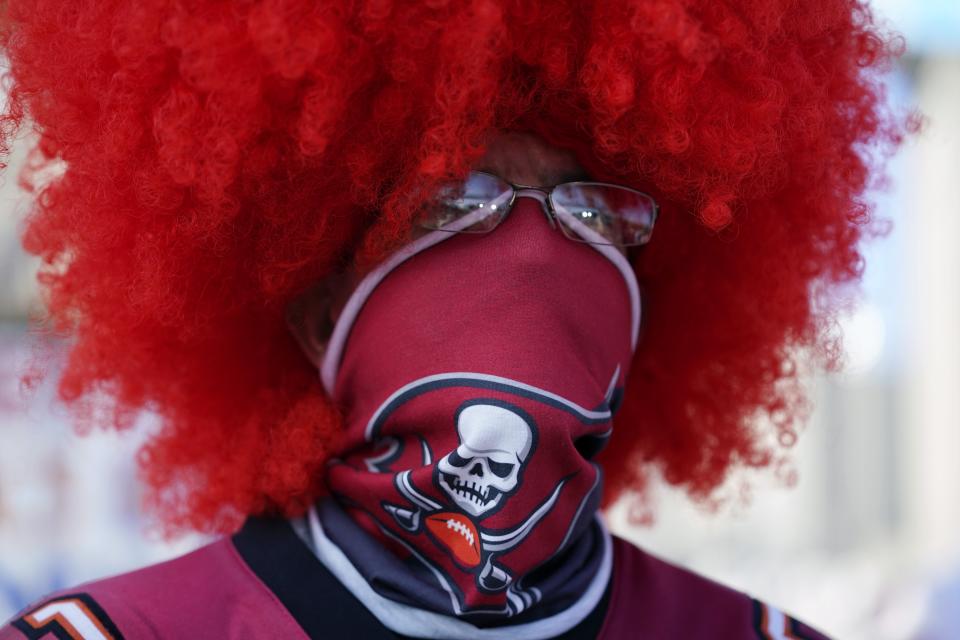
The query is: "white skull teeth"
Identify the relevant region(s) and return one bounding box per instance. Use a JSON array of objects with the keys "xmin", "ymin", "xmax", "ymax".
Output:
[{"xmin": 444, "ymin": 474, "xmax": 496, "ymax": 506}]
